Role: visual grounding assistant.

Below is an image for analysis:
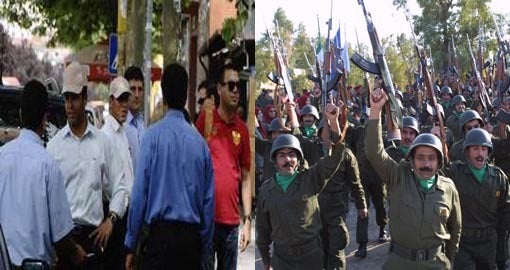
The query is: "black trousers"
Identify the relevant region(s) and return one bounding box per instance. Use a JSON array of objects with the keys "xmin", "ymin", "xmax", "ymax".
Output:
[
  {"xmin": 139, "ymin": 221, "xmax": 202, "ymax": 270},
  {"xmin": 103, "ymin": 212, "xmax": 127, "ymax": 270},
  {"xmin": 56, "ymin": 225, "xmax": 104, "ymax": 270}
]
